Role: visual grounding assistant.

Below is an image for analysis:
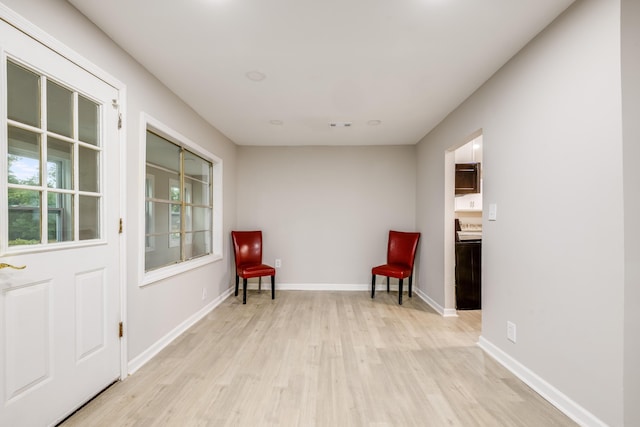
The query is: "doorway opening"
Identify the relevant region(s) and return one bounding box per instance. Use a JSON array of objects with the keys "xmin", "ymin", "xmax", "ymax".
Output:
[{"xmin": 445, "ymin": 130, "xmax": 483, "ymax": 314}]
